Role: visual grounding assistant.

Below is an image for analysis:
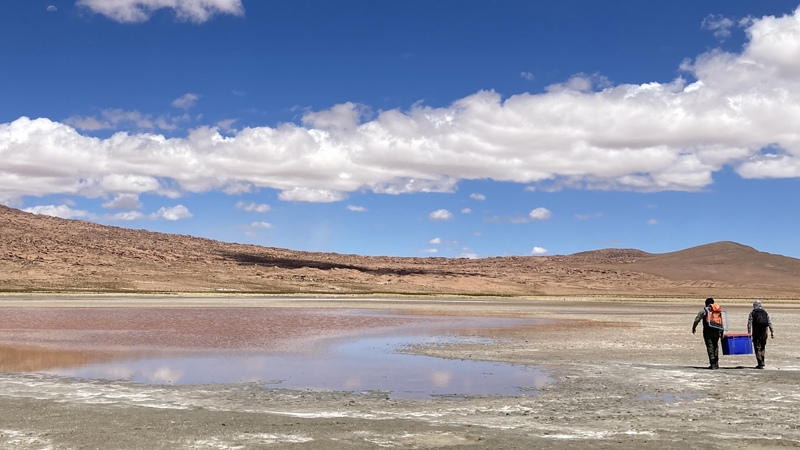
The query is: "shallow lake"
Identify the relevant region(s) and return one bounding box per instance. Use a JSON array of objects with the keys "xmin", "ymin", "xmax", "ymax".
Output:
[{"xmin": 0, "ymin": 307, "xmax": 553, "ymax": 399}]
